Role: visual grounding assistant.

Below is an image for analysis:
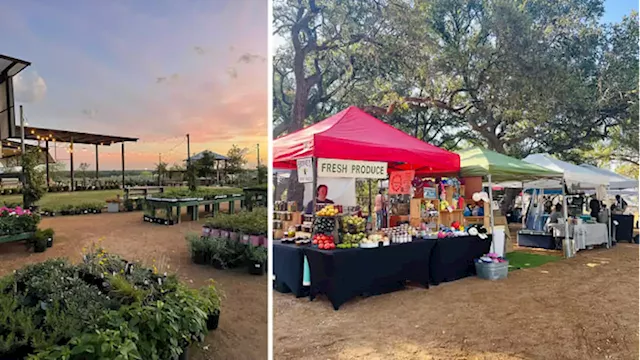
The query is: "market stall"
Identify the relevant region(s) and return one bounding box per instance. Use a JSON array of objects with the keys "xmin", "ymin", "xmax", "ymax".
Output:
[
  {"xmin": 458, "ymin": 148, "xmax": 563, "ymax": 254},
  {"xmin": 518, "ymin": 154, "xmax": 611, "ymax": 255},
  {"xmin": 273, "ymin": 107, "xmax": 498, "ymax": 308}
]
